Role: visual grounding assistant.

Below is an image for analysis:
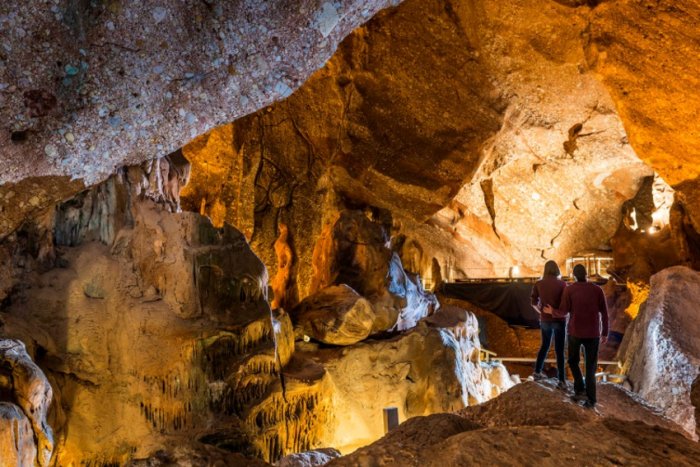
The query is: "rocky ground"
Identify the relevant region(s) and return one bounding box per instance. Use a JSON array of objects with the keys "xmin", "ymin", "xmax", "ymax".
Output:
[{"xmin": 328, "ymin": 380, "xmax": 700, "ymax": 466}]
